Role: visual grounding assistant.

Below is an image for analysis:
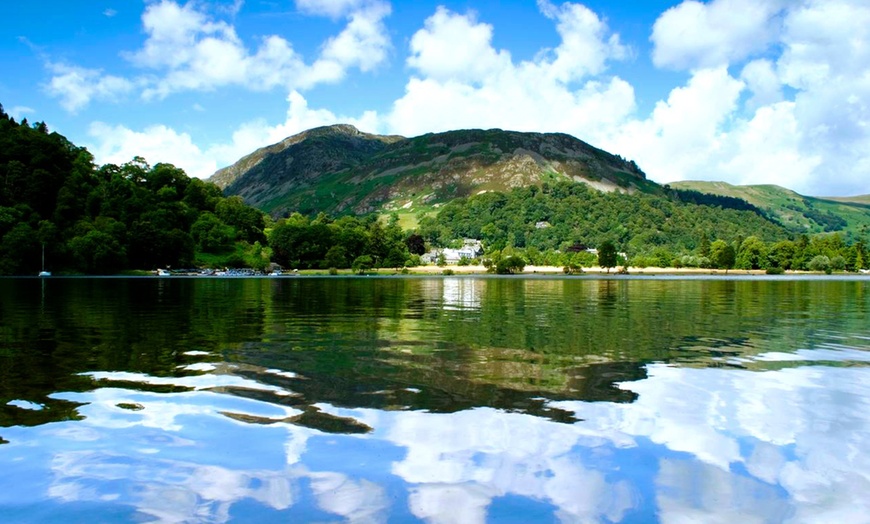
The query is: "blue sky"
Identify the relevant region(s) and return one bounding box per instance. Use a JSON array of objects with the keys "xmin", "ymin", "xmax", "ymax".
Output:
[{"xmin": 2, "ymin": 0, "xmax": 868, "ymax": 196}]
